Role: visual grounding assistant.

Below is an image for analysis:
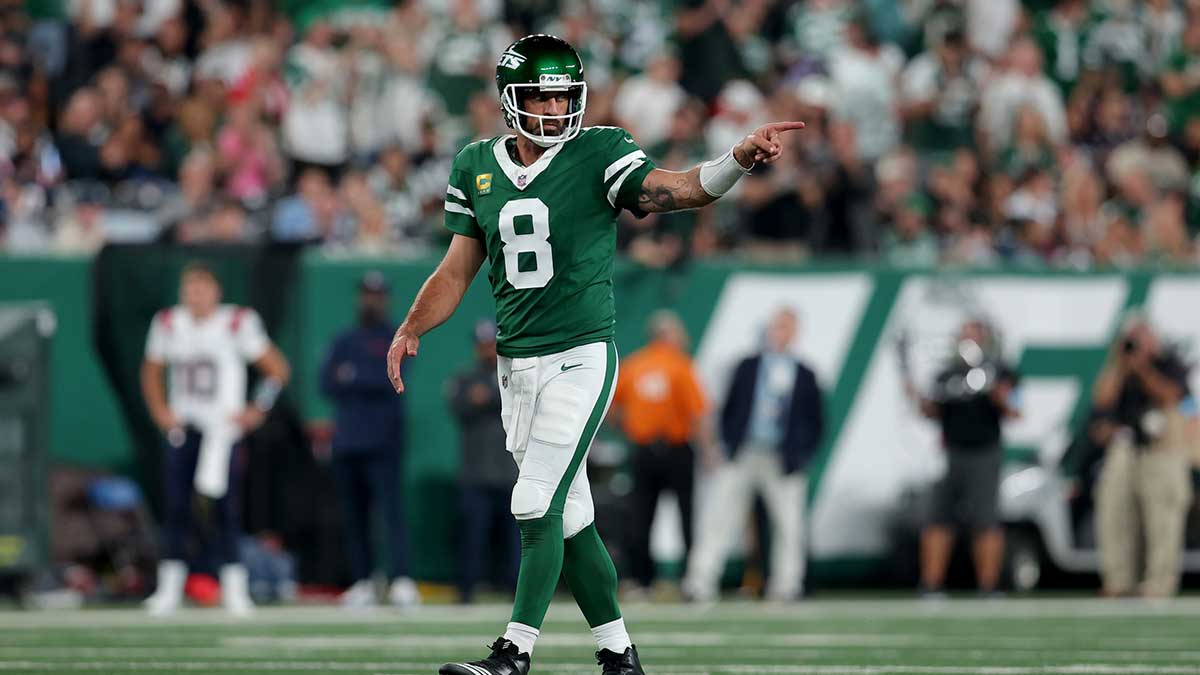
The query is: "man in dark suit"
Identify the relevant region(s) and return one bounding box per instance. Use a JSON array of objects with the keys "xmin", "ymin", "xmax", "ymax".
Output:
[
  {"xmin": 319, "ymin": 272, "xmax": 419, "ymax": 609},
  {"xmin": 683, "ymin": 308, "xmax": 823, "ymax": 602}
]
